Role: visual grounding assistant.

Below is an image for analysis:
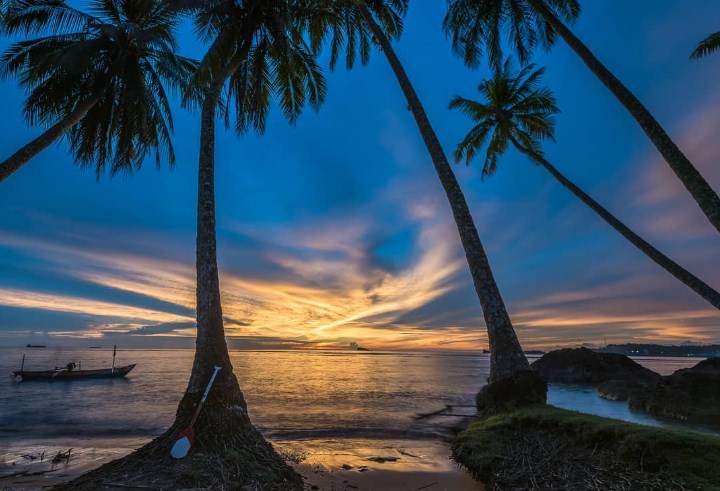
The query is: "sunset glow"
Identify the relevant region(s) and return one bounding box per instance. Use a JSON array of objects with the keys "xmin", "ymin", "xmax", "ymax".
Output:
[{"xmin": 1, "ymin": 2, "xmax": 718, "ymax": 351}]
